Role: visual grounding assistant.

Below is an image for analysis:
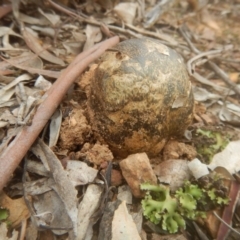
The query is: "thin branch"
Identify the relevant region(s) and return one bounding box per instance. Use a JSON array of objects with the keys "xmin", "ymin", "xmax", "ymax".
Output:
[
  {"xmin": 125, "ymin": 23, "xmax": 178, "ymax": 46},
  {"xmin": 213, "ymin": 211, "xmax": 240, "ymax": 236},
  {"xmin": 192, "ymin": 222, "xmax": 210, "ymax": 240},
  {"xmin": 19, "ymin": 219, "xmax": 27, "ymax": 240},
  {"xmin": 179, "ymin": 26, "xmax": 200, "ymax": 54},
  {"xmin": 47, "ymin": 0, "xmax": 178, "ymax": 46},
  {"xmin": 208, "ymin": 61, "xmax": 240, "ymax": 96},
  {"xmin": 180, "ymin": 26, "xmax": 240, "ymax": 97},
  {"xmin": 47, "ymin": 0, "xmax": 140, "ymax": 38},
  {"xmin": 0, "ymin": 36, "xmax": 120, "ymax": 190},
  {"xmin": 190, "ymin": 71, "xmax": 230, "ymax": 94},
  {"xmin": 187, "ymin": 49, "xmax": 223, "ymax": 75}
]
